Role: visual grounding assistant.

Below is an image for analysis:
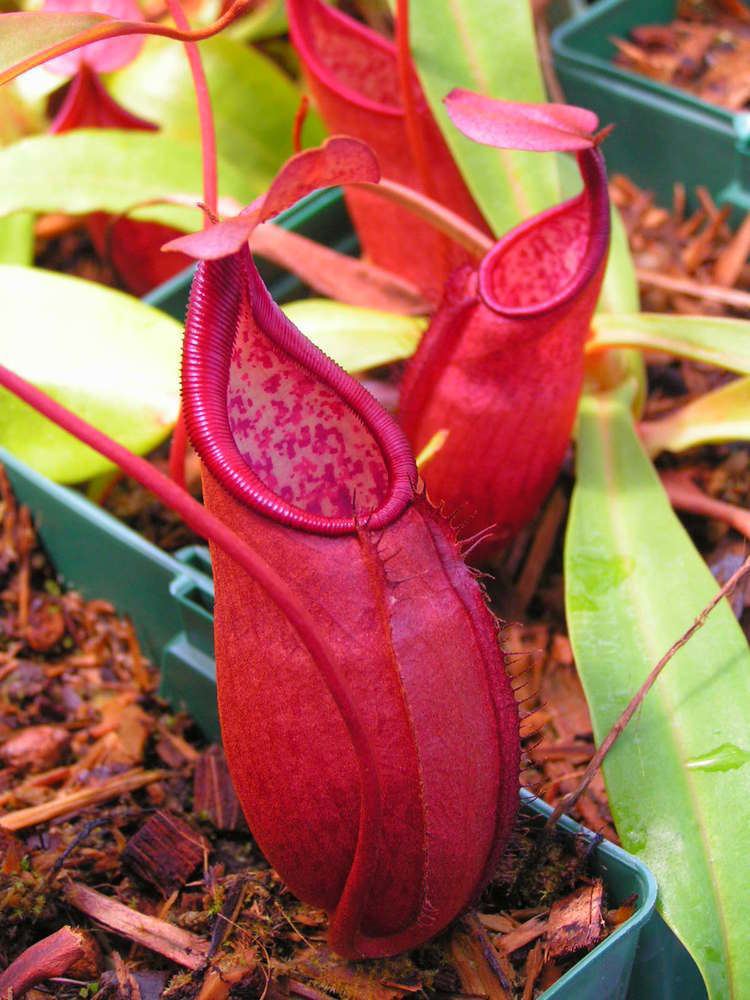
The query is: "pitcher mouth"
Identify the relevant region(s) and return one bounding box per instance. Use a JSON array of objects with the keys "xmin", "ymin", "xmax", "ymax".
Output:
[
  {"xmin": 182, "ymin": 247, "xmax": 417, "ymax": 536},
  {"xmin": 478, "ymin": 146, "xmax": 610, "ymax": 321}
]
